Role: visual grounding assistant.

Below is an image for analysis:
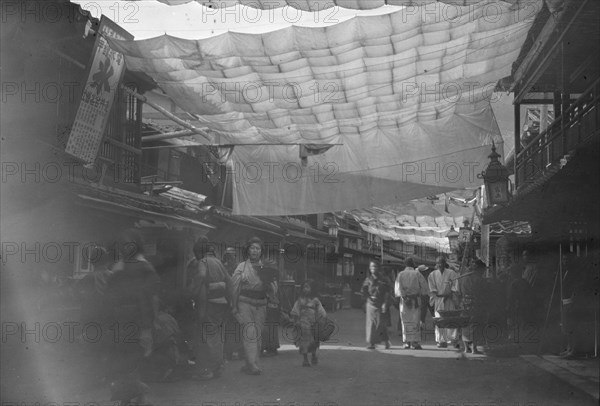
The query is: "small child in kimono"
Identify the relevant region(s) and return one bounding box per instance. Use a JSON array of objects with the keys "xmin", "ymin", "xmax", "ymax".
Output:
[{"xmin": 290, "ymin": 280, "xmax": 327, "ymax": 367}]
